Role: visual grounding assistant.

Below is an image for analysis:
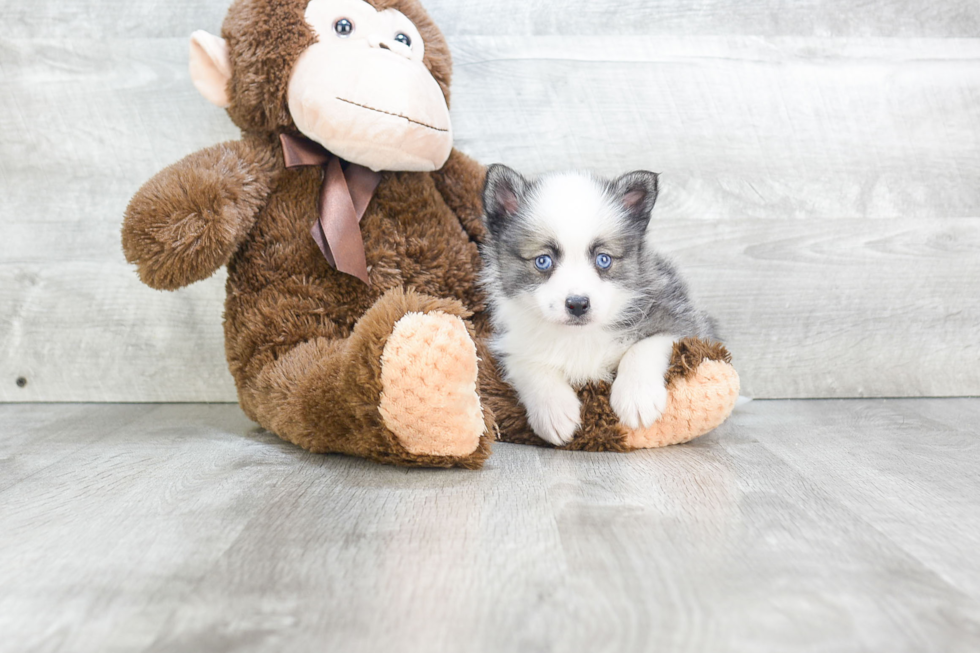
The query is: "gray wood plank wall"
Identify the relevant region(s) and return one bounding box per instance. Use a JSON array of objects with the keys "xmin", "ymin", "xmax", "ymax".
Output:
[{"xmin": 1, "ymin": 0, "xmax": 979, "ymax": 402}]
